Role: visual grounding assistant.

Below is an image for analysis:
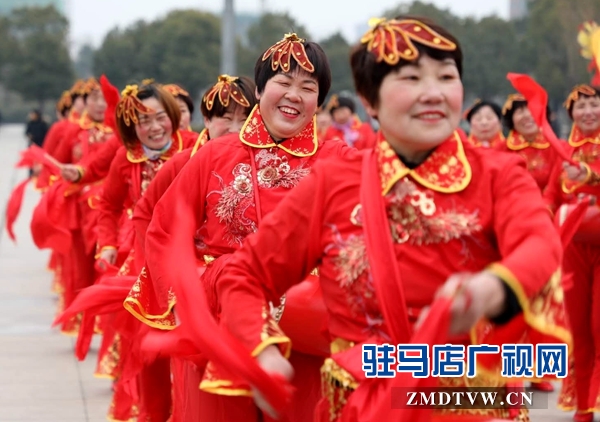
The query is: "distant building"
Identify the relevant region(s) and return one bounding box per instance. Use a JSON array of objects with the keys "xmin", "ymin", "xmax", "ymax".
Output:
[
  {"xmin": 0, "ymin": 0, "xmax": 66, "ymax": 16},
  {"xmin": 509, "ymin": 0, "xmax": 528, "ymax": 20}
]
